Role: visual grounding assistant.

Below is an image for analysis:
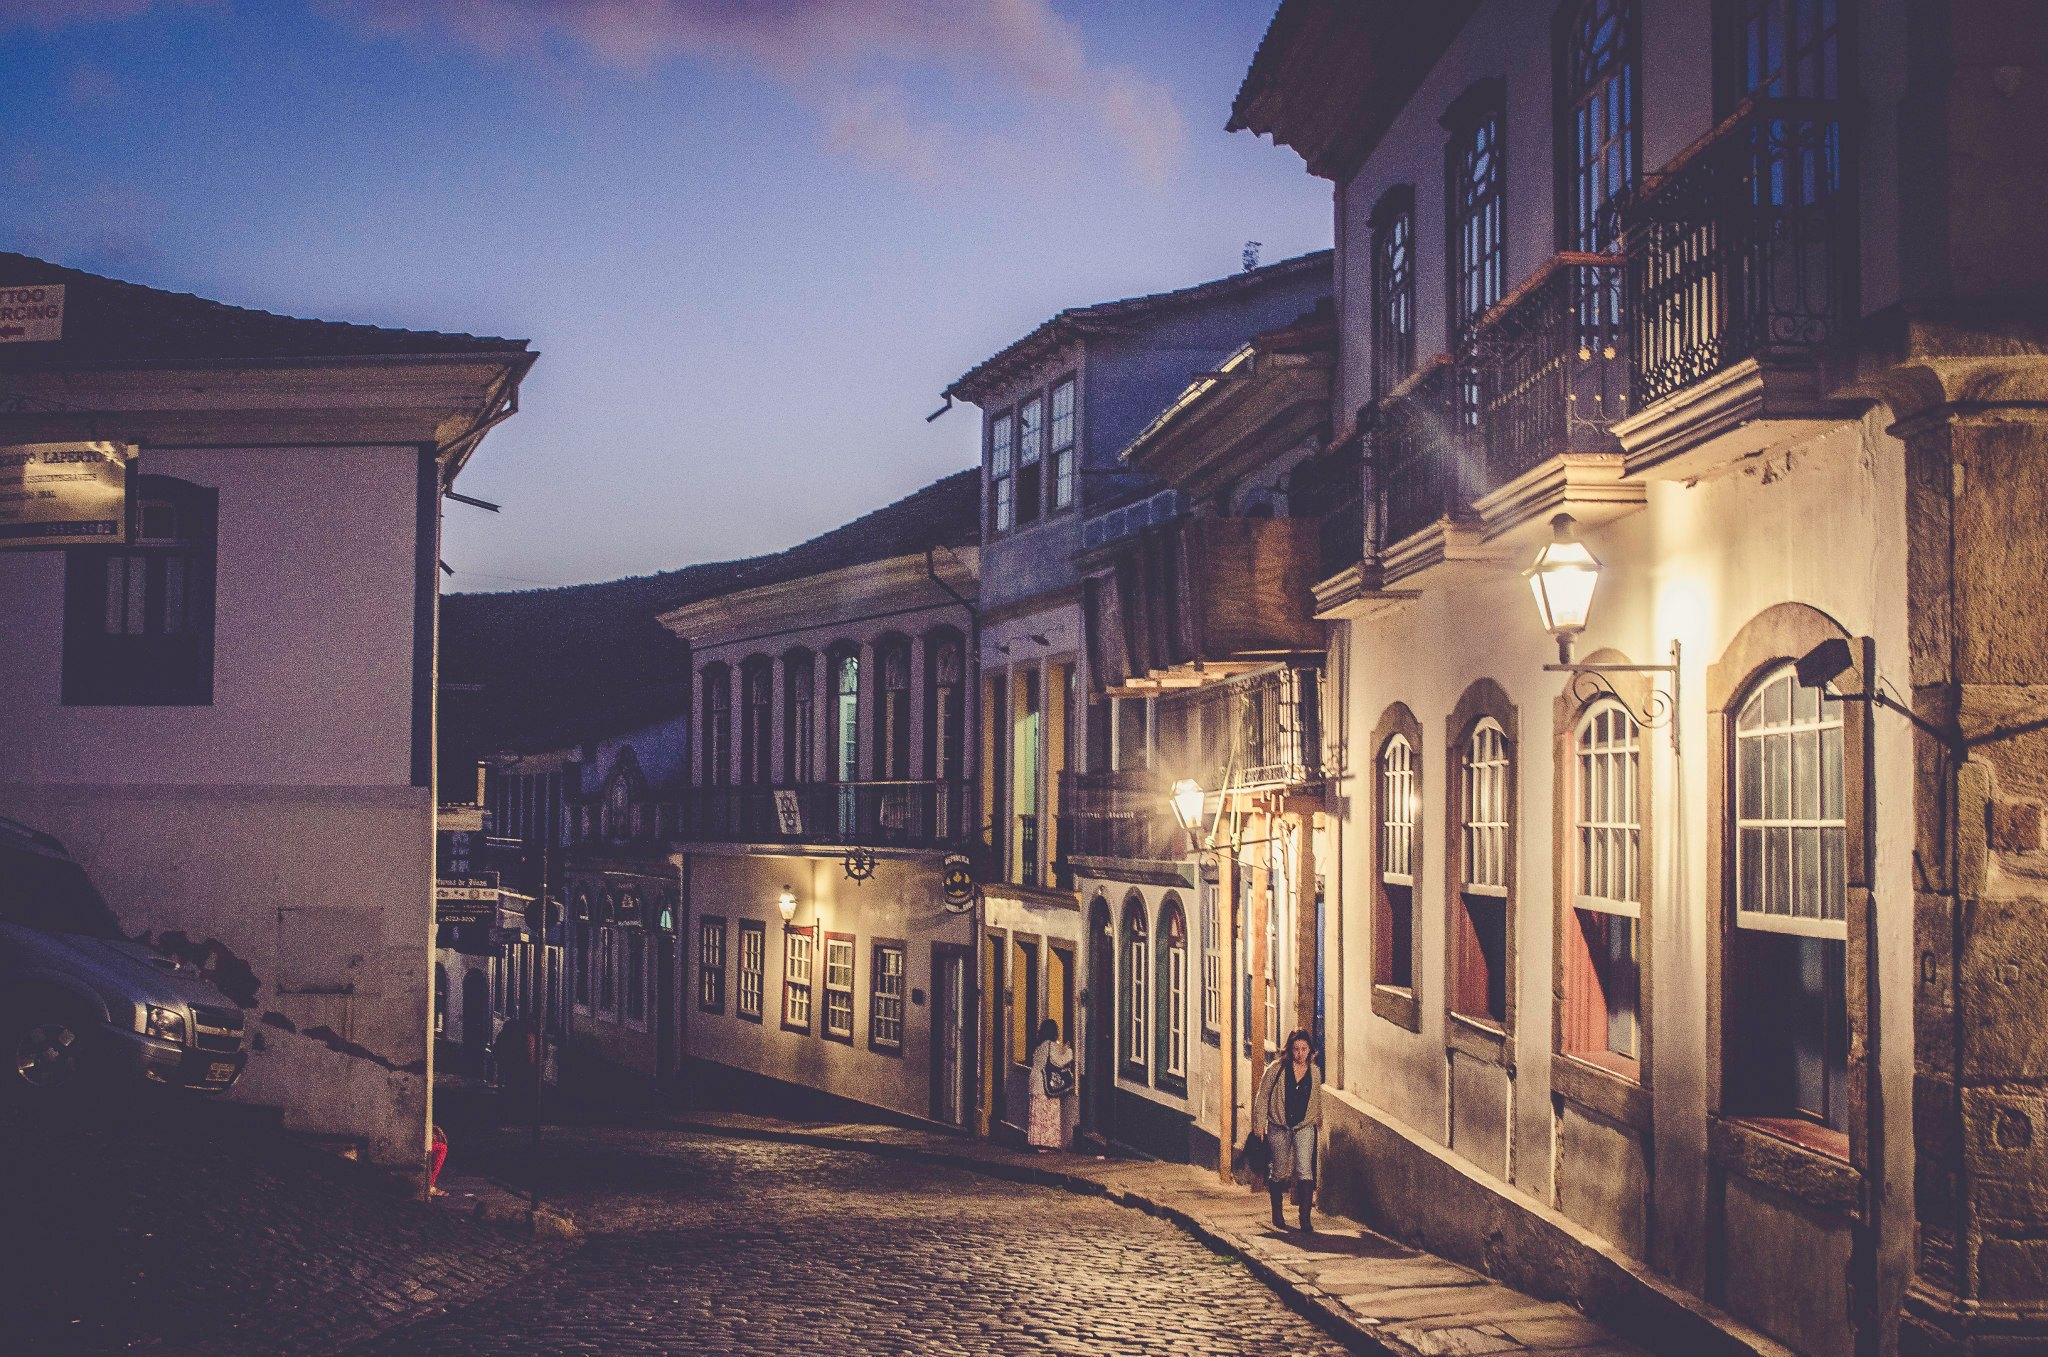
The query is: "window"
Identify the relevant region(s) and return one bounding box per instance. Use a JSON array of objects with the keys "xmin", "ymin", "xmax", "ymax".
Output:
[
  {"xmin": 1121, "ymin": 894, "xmax": 1148, "ymax": 1071},
  {"xmin": 878, "ymin": 637, "xmax": 911, "ymax": 781},
  {"xmin": 870, "ymin": 942, "xmax": 906, "ymax": 1051},
  {"xmin": 1726, "ymin": 665, "xmax": 1848, "ymax": 1133},
  {"xmin": 1370, "ymin": 187, "xmax": 1417, "ymax": 398},
  {"xmin": 573, "ymin": 894, "xmax": 592, "ymax": 1009},
  {"xmin": 988, "ymin": 413, "xmax": 1014, "ymax": 533},
  {"xmin": 1376, "ymin": 731, "xmax": 1417, "ymax": 991},
  {"xmin": 702, "ymin": 665, "xmax": 732, "ymax": 787},
  {"xmin": 699, "ymin": 917, "xmax": 727, "ymax": 1013},
  {"xmin": 1200, "ymin": 878, "xmax": 1221, "ymax": 1038},
  {"xmin": 823, "ymin": 933, "xmax": 855, "ymax": 1042},
  {"xmin": 624, "ymin": 928, "xmax": 647, "ymax": 1024},
  {"xmin": 1050, "ymin": 378, "xmax": 1076, "ymax": 510},
  {"xmin": 1157, "ymin": 899, "xmax": 1188, "ymax": 1085},
  {"xmin": 1446, "ymin": 81, "xmax": 1507, "ymax": 352},
  {"xmin": 598, "ymin": 925, "xmax": 617, "ymax": 1014},
  {"xmin": 1563, "ymin": 702, "xmax": 1642, "ymax": 1071},
  {"xmin": 741, "ymin": 659, "xmax": 774, "ymax": 786},
  {"xmin": 1558, "ymin": 0, "xmax": 1637, "ymax": 253},
  {"xmin": 928, "ymin": 632, "xmax": 965, "ymax": 780},
  {"xmin": 1727, "ymin": 0, "xmax": 1840, "ymax": 104},
  {"xmin": 1016, "ymin": 395, "xmax": 1044, "ymax": 525},
  {"xmin": 831, "ymin": 651, "xmax": 860, "ymax": 782},
  {"xmin": 1010, "ymin": 937, "xmax": 1039, "ymax": 1065},
  {"xmin": 784, "ymin": 649, "xmax": 816, "ymax": 785},
  {"xmin": 63, "ymin": 476, "xmax": 217, "ymax": 706},
  {"xmin": 737, "ymin": 920, "xmax": 766, "ymax": 1021},
  {"xmin": 783, "ymin": 926, "xmax": 814, "ymax": 1030},
  {"xmin": 1453, "ymin": 717, "xmax": 1512, "ymax": 1027}
]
